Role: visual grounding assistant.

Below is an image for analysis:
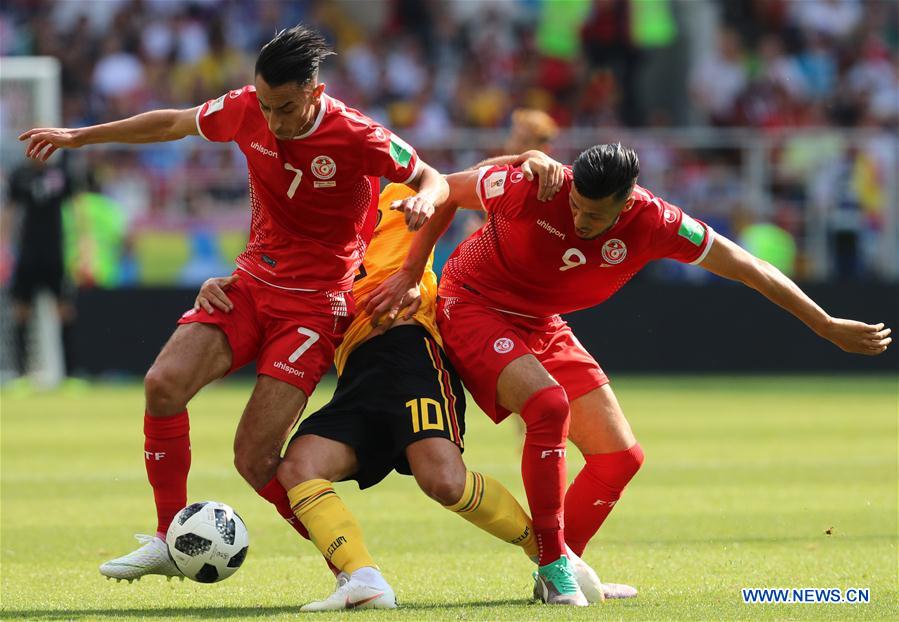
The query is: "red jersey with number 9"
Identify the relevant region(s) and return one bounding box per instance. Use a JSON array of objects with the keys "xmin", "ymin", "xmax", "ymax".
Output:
[
  {"xmin": 438, "ymin": 165, "xmax": 716, "ymax": 317},
  {"xmin": 196, "ymin": 86, "xmax": 421, "ymax": 291}
]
